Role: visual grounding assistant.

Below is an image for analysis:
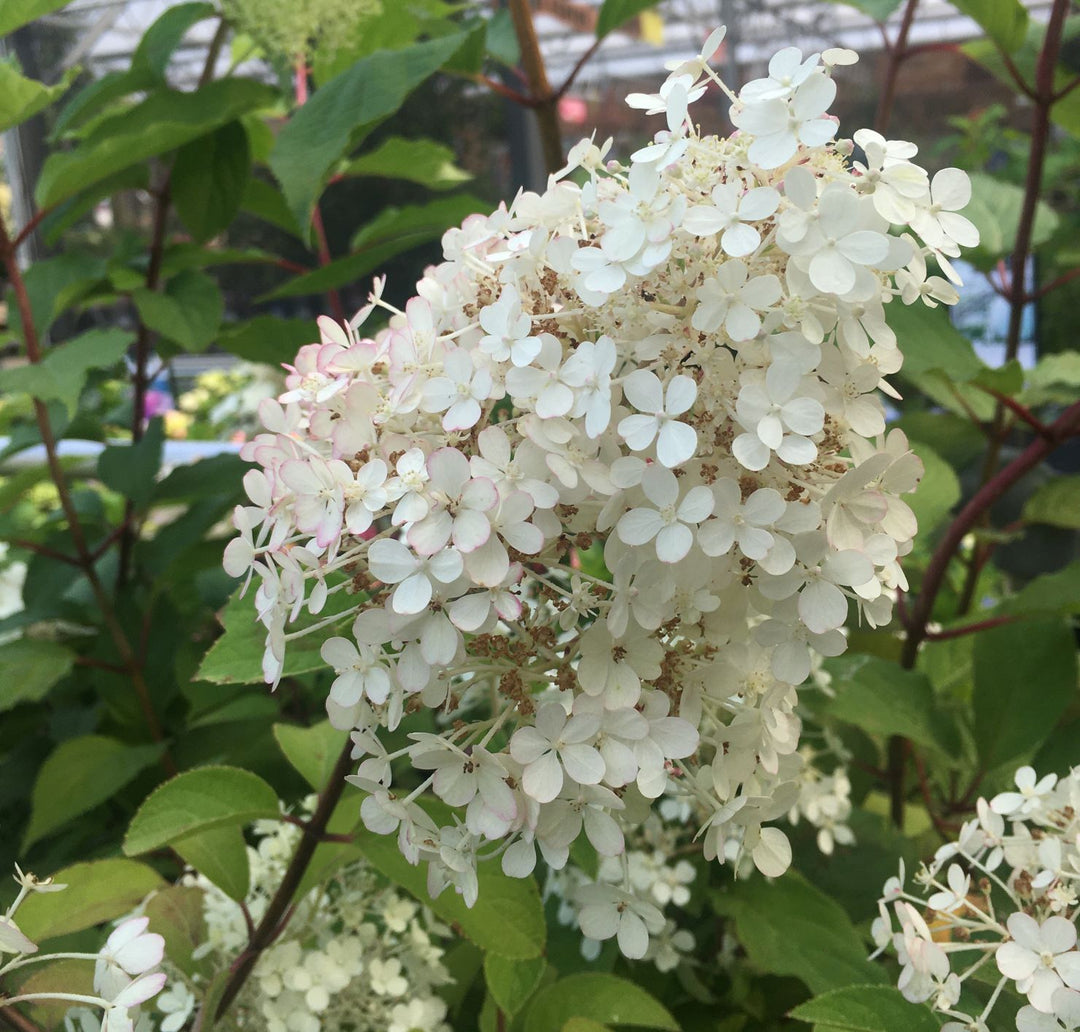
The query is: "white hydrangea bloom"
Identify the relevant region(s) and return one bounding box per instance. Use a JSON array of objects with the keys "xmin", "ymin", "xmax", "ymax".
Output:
[{"xmin": 225, "ymin": 26, "xmax": 977, "ymax": 962}]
